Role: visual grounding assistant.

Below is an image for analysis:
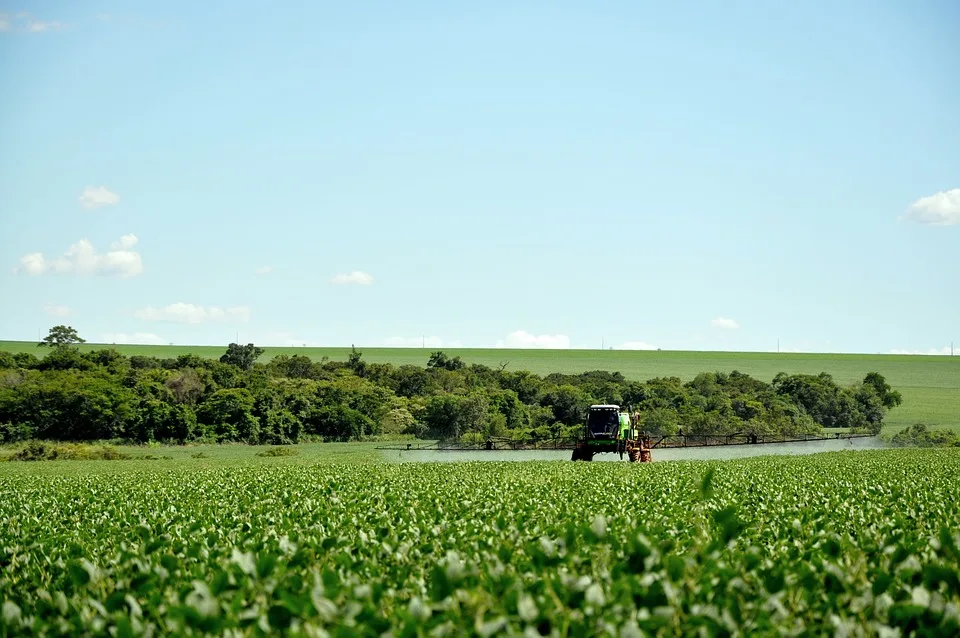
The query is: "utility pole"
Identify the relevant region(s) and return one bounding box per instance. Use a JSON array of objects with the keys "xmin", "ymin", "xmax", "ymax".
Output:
[{"xmin": 777, "ymin": 338, "xmax": 780, "ymax": 353}]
